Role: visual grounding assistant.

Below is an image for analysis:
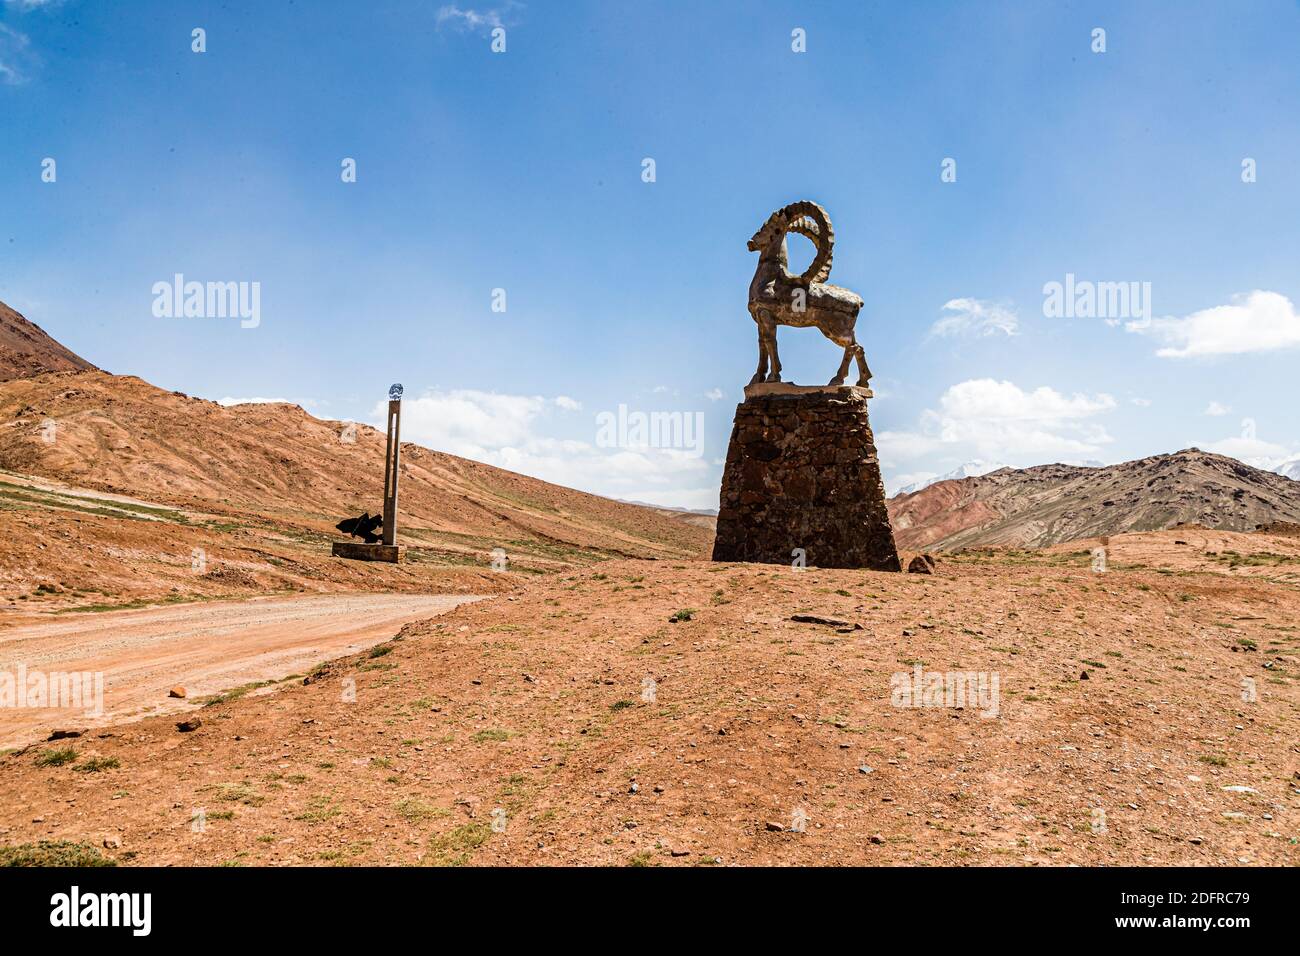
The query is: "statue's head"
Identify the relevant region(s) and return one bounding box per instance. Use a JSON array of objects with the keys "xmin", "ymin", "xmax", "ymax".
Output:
[{"xmin": 747, "ymin": 211, "xmax": 789, "ymax": 253}]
